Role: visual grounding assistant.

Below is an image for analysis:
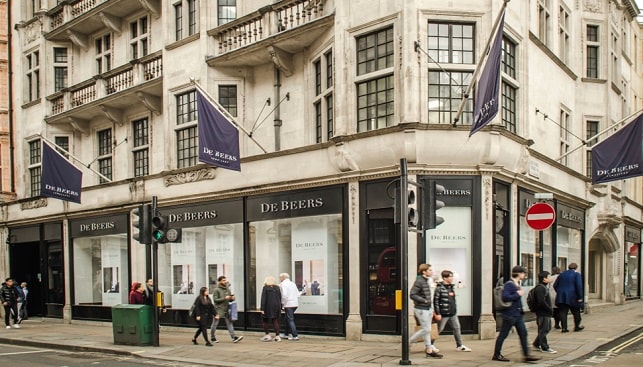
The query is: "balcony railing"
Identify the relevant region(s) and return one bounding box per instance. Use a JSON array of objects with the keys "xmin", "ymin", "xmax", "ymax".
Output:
[
  {"xmin": 49, "ymin": 0, "xmax": 108, "ymax": 30},
  {"xmin": 214, "ymin": 0, "xmax": 327, "ymax": 55},
  {"xmin": 47, "ymin": 52, "xmax": 162, "ymax": 116}
]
